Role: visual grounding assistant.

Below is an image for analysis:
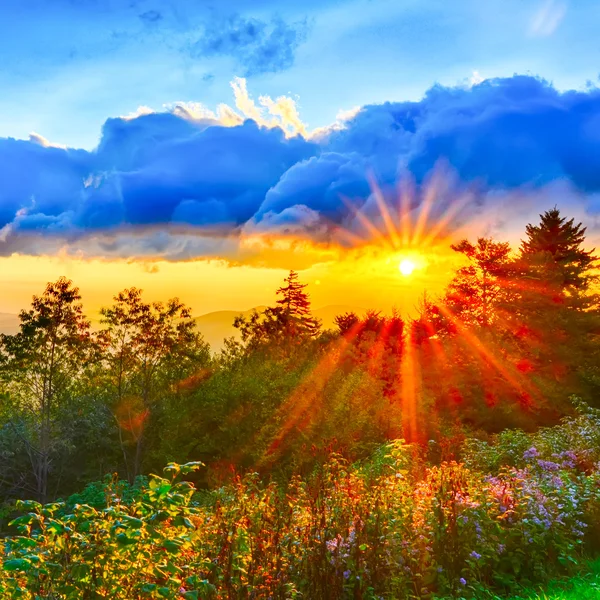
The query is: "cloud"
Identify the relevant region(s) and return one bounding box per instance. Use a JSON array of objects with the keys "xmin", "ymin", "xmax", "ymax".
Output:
[
  {"xmin": 130, "ymin": 77, "xmax": 309, "ymax": 136},
  {"xmin": 2, "ymin": 75, "xmax": 600, "ymax": 262},
  {"xmin": 530, "ymin": 0, "xmax": 567, "ymax": 37},
  {"xmin": 191, "ymin": 14, "xmax": 310, "ymax": 76},
  {"xmin": 139, "ymin": 9, "xmax": 163, "ymax": 25}
]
